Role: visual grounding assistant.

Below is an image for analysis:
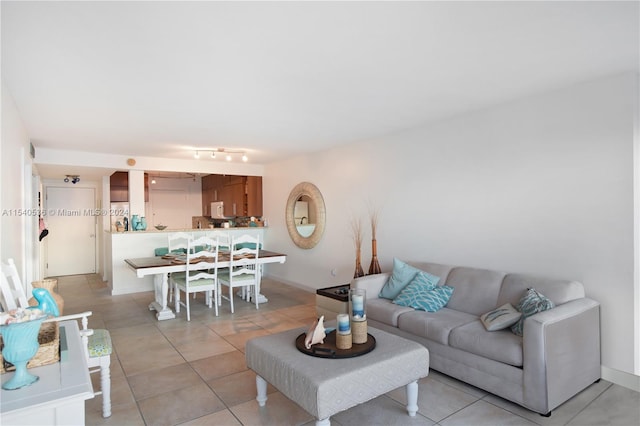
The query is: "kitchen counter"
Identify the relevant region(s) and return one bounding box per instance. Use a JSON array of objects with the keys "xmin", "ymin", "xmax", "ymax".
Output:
[
  {"xmin": 105, "ymin": 227, "xmax": 267, "ymax": 295},
  {"xmin": 106, "ymin": 226, "xmax": 265, "ymax": 234}
]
